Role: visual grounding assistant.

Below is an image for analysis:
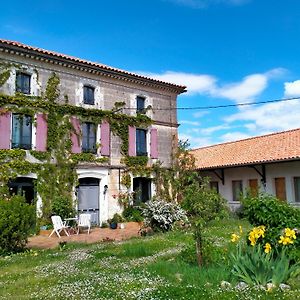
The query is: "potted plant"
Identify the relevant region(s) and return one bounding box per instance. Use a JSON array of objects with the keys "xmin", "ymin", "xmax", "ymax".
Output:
[{"xmin": 108, "ymin": 213, "xmax": 124, "ymax": 229}]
